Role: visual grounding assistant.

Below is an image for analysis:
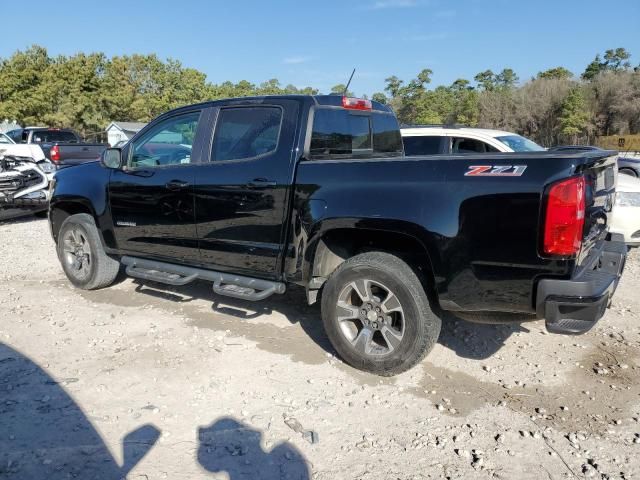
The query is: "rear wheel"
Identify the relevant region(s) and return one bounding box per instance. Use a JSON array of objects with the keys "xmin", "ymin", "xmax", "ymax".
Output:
[
  {"xmin": 619, "ymin": 168, "xmax": 638, "ymax": 178},
  {"xmin": 321, "ymin": 252, "xmax": 441, "ymax": 376},
  {"xmin": 56, "ymin": 213, "xmax": 119, "ymax": 290}
]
